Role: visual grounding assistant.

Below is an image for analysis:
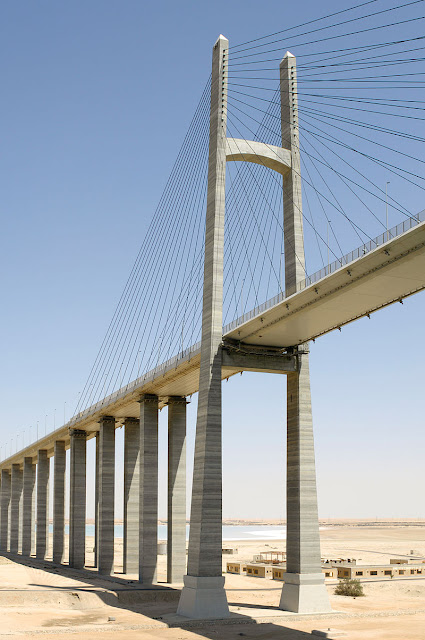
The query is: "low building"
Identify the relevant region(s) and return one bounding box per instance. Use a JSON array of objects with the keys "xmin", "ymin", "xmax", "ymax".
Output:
[
  {"xmin": 337, "ymin": 564, "xmax": 425, "ymax": 579},
  {"xmin": 390, "ymin": 558, "xmax": 425, "ymax": 565},
  {"xmin": 226, "ymin": 561, "xmax": 246, "ymax": 574},
  {"xmin": 246, "ymin": 563, "xmax": 273, "ymax": 578},
  {"xmin": 322, "ymin": 566, "xmax": 338, "ymax": 579},
  {"xmin": 322, "ymin": 558, "xmax": 357, "ymax": 566},
  {"xmin": 272, "ymin": 566, "xmax": 285, "ymax": 581}
]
